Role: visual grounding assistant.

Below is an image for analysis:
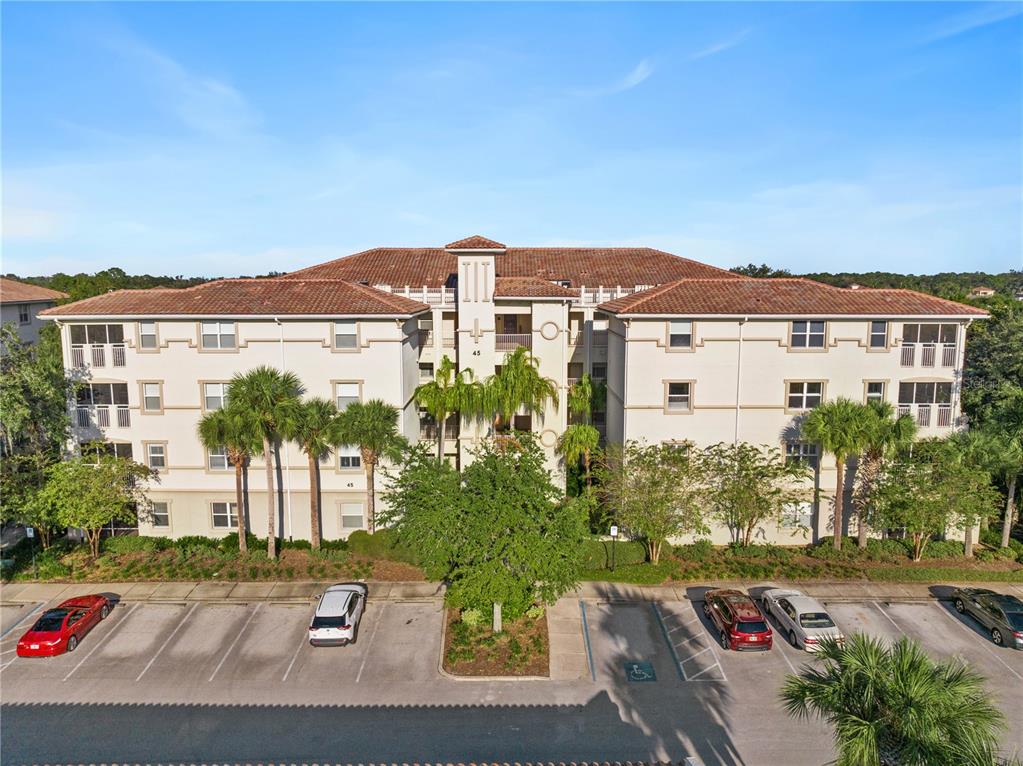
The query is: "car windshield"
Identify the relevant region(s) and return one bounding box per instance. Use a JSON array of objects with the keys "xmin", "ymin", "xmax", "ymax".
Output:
[
  {"xmin": 799, "ymin": 612, "xmax": 835, "ymax": 628},
  {"xmin": 737, "ymin": 621, "xmax": 768, "ymax": 634},
  {"xmin": 1005, "ymin": 612, "xmax": 1023, "ymax": 631},
  {"xmin": 312, "ymin": 615, "xmax": 349, "ymax": 629},
  {"xmin": 32, "ymin": 610, "xmax": 69, "ymax": 632}
]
